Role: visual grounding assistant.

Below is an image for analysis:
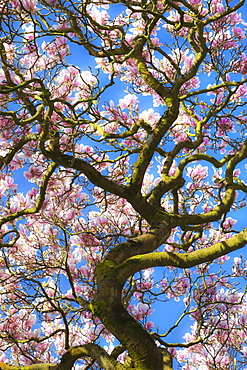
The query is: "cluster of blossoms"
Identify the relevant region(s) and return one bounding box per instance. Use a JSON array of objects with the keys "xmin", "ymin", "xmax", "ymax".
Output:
[{"xmin": 176, "ymin": 284, "xmax": 247, "ymax": 370}]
